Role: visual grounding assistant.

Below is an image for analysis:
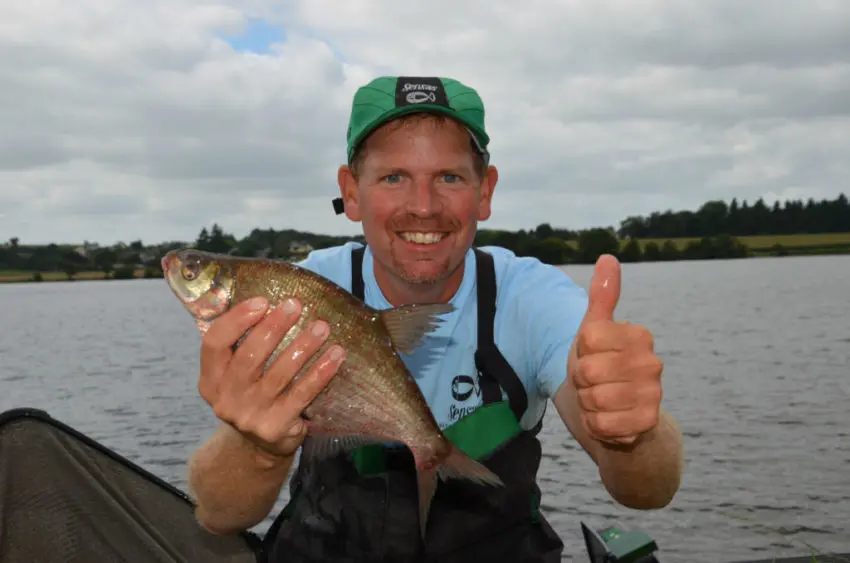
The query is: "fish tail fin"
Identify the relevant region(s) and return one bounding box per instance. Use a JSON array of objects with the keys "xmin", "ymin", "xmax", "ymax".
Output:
[
  {"xmin": 436, "ymin": 444, "xmax": 504, "ymax": 487},
  {"xmin": 415, "ymin": 467, "xmax": 438, "ymax": 540}
]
